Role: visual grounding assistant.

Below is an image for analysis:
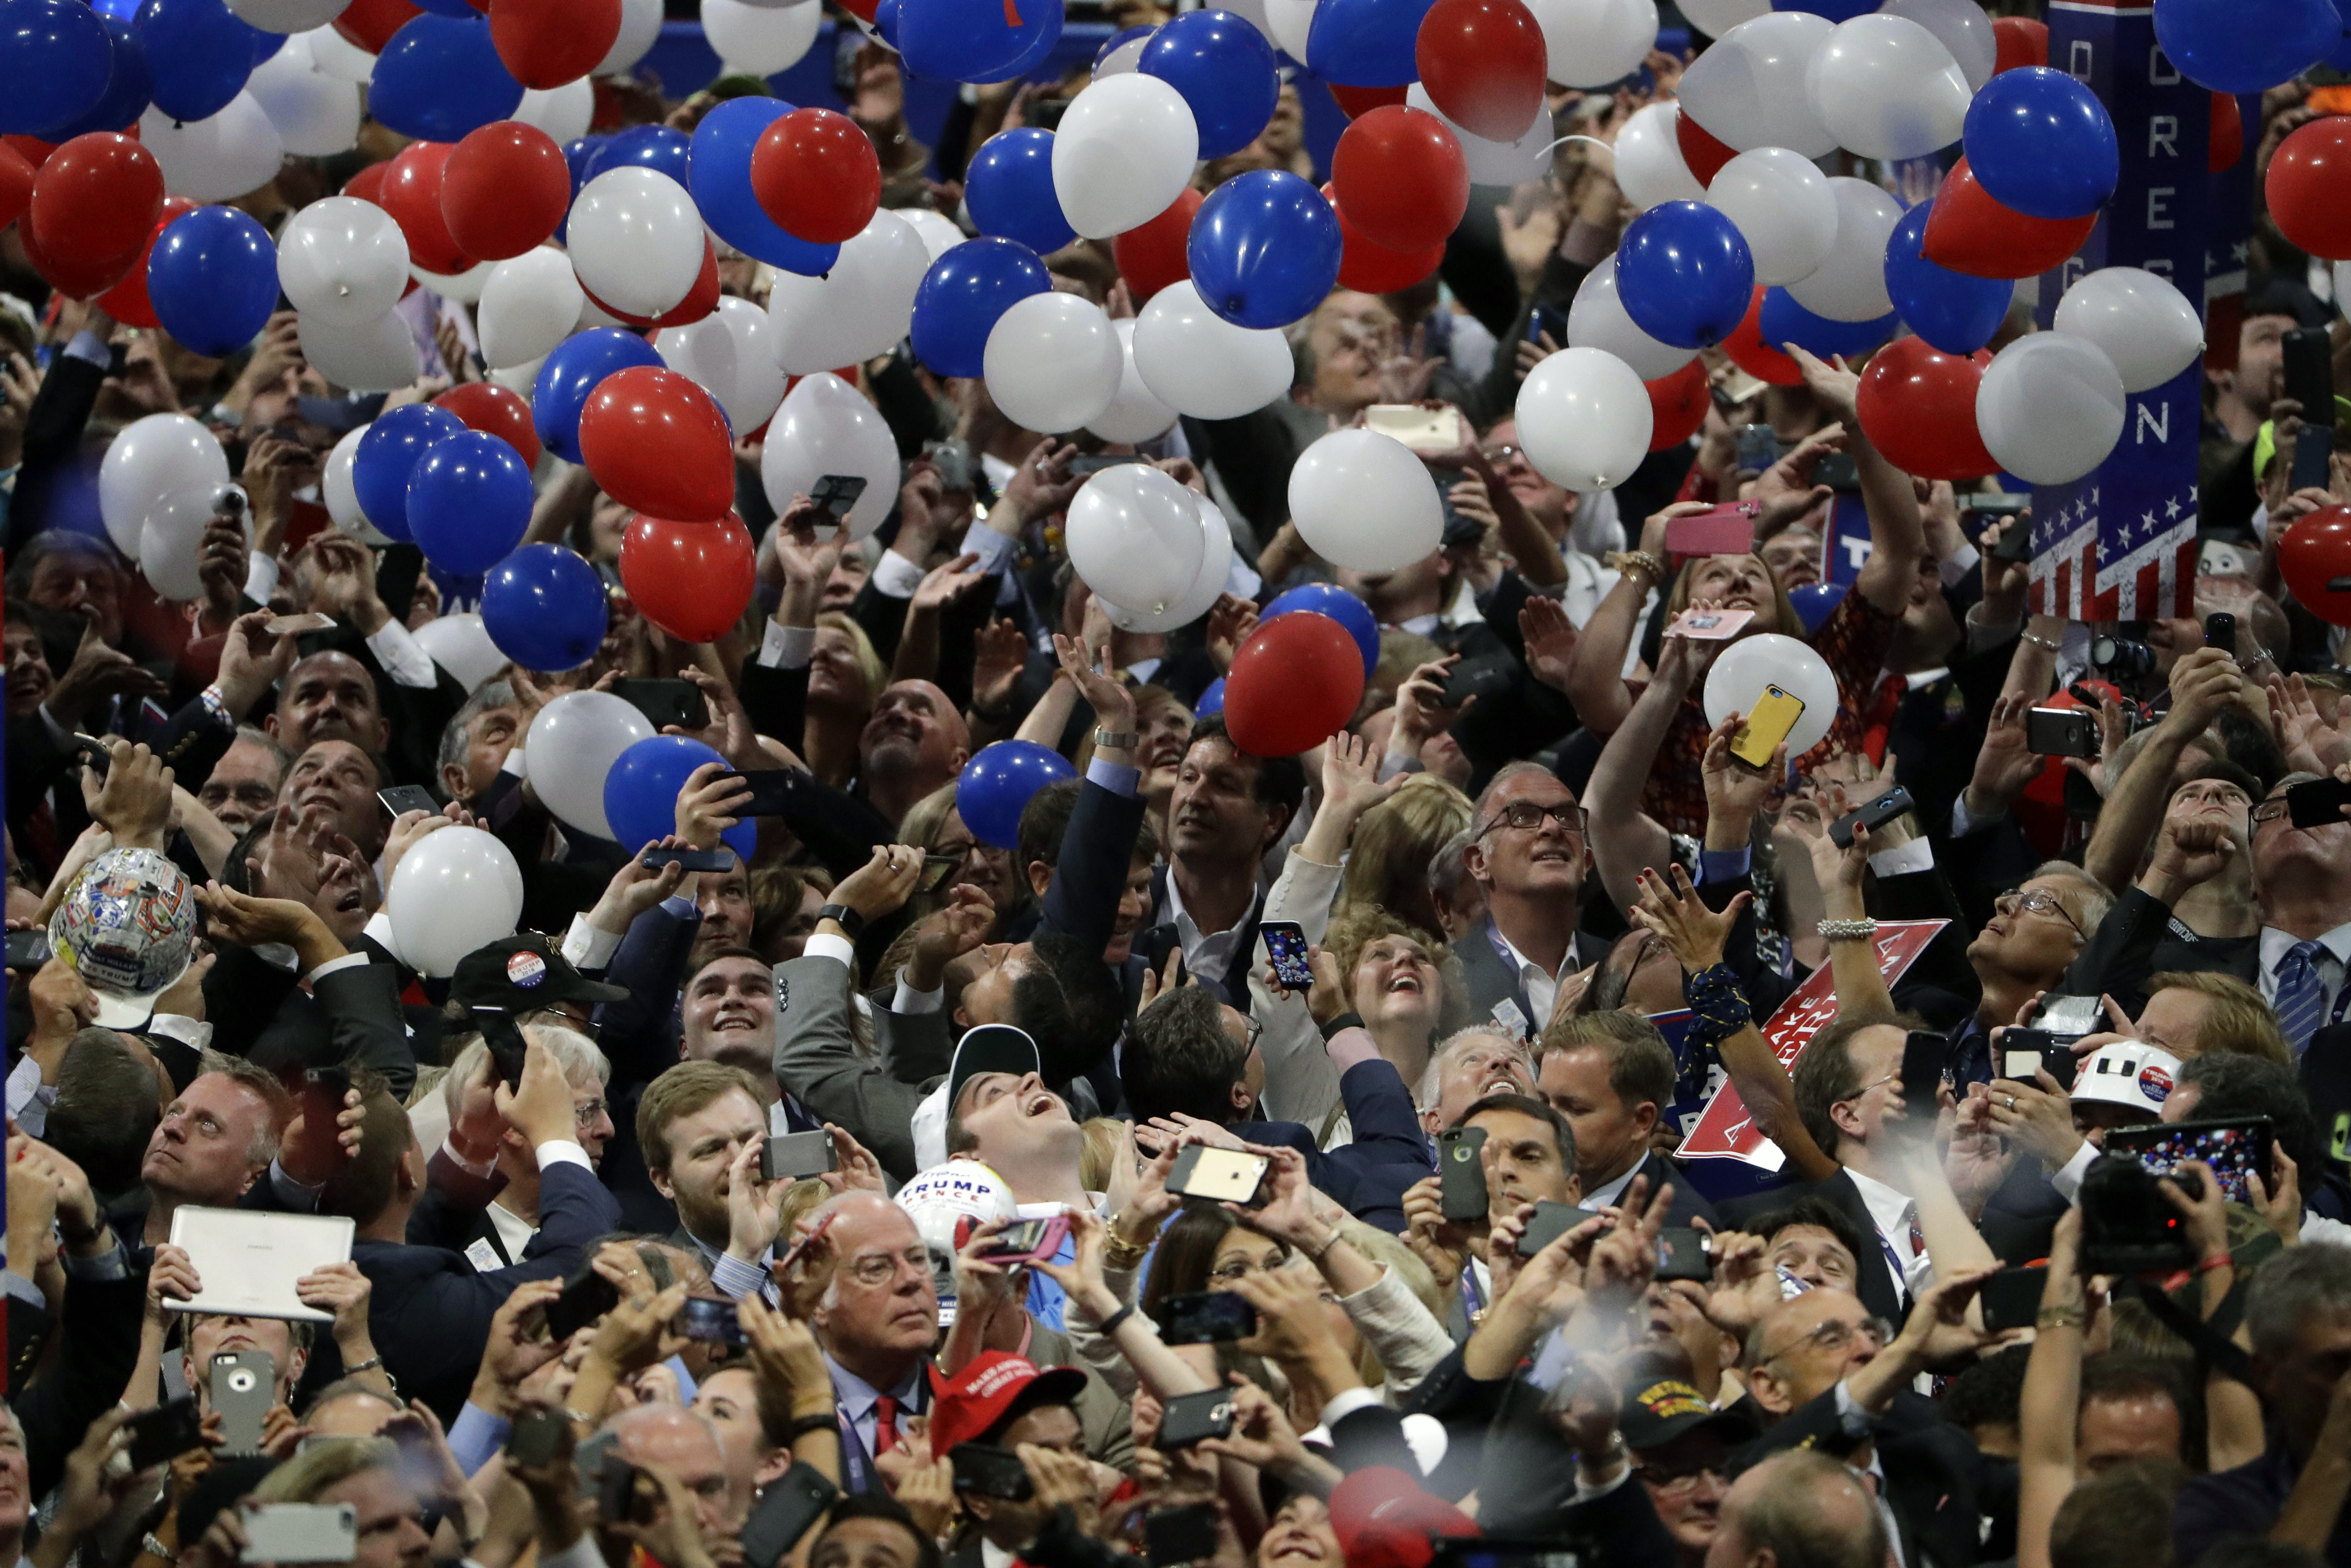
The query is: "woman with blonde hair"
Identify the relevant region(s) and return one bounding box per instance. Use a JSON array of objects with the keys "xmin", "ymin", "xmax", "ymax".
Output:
[
  {"xmin": 1336, "ymin": 773, "xmax": 1474, "ymax": 936},
  {"xmin": 800, "ymin": 611, "xmax": 886, "ymax": 788}
]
